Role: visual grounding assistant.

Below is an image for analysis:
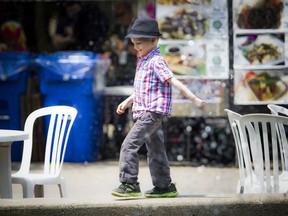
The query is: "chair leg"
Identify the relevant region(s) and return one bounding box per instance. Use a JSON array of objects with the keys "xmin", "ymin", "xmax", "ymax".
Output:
[
  {"xmin": 22, "ymin": 181, "xmax": 35, "ymax": 198},
  {"xmin": 236, "ymin": 180, "xmax": 244, "ymax": 194},
  {"xmin": 58, "ymin": 178, "xmax": 67, "ymax": 198},
  {"xmin": 34, "ymin": 185, "xmax": 44, "ymax": 197}
]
